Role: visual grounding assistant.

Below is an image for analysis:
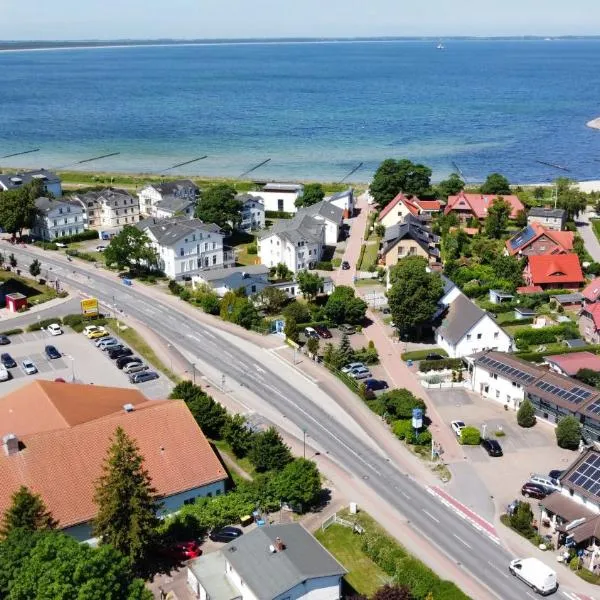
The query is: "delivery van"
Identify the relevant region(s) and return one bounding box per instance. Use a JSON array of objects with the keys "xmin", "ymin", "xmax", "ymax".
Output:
[{"xmin": 509, "ymin": 557, "xmax": 558, "ymax": 595}]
